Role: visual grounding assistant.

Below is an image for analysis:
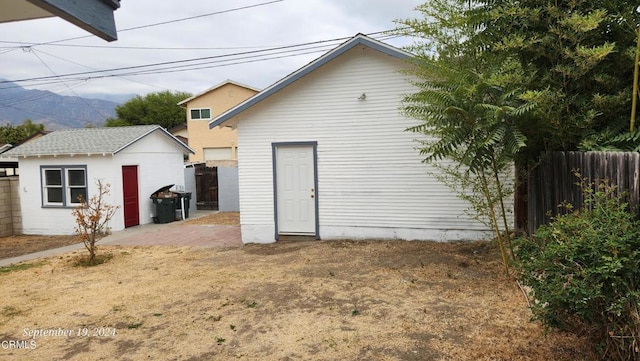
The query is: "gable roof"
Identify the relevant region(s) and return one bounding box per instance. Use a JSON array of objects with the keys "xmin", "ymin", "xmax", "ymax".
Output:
[
  {"xmin": 177, "ymin": 80, "xmax": 261, "ymax": 107},
  {"xmin": 209, "ymin": 33, "xmax": 413, "ymax": 128},
  {"xmin": 2, "ymin": 125, "xmax": 194, "ymax": 158}
]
